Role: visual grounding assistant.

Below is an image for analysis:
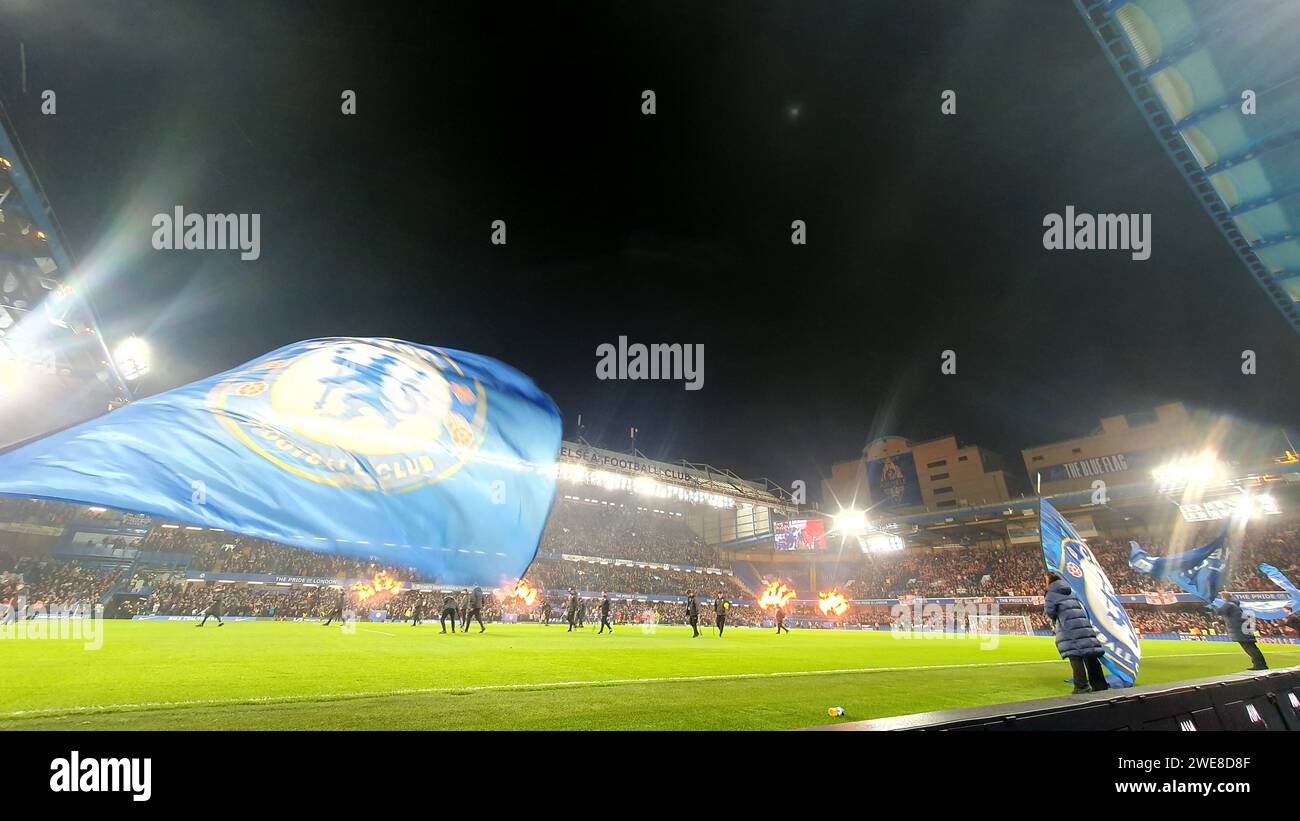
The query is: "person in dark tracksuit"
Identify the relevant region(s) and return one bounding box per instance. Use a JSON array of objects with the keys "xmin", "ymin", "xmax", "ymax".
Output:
[
  {"xmin": 1212, "ymin": 592, "xmax": 1268, "ymax": 670},
  {"xmin": 465, "ymin": 586, "xmax": 486, "ymax": 632},
  {"xmin": 541, "ymin": 600, "xmax": 553, "ymax": 626},
  {"xmin": 440, "ymin": 592, "xmax": 458, "ymax": 633},
  {"xmin": 775, "ymin": 604, "xmax": 789, "ymax": 634},
  {"xmin": 1285, "ymin": 605, "xmax": 1300, "ymax": 638},
  {"xmin": 458, "ymin": 589, "xmax": 470, "ymax": 632},
  {"xmin": 323, "ymin": 587, "xmax": 348, "ymax": 626},
  {"xmin": 566, "ymin": 588, "xmax": 580, "ymax": 632},
  {"xmin": 714, "ymin": 590, "xmax": 729, "ymax": 636},
  {"xmin": 685, "ymin": 590, "xmax": 700, "ymax": 637},
  {"xmin": 410, "ymin": 595, "xmax": 423, "ymax": 626},
  {"xmin": 197, "ymin": 588, "xmax": 225, "ymax": 627},
  {"xmin": 598, "ymin": 593, "xmax": 614, "ymax": 634},
  {"xmin": 1044, "ymin": 572, "xmax": 1109, "ymax": 693}
]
